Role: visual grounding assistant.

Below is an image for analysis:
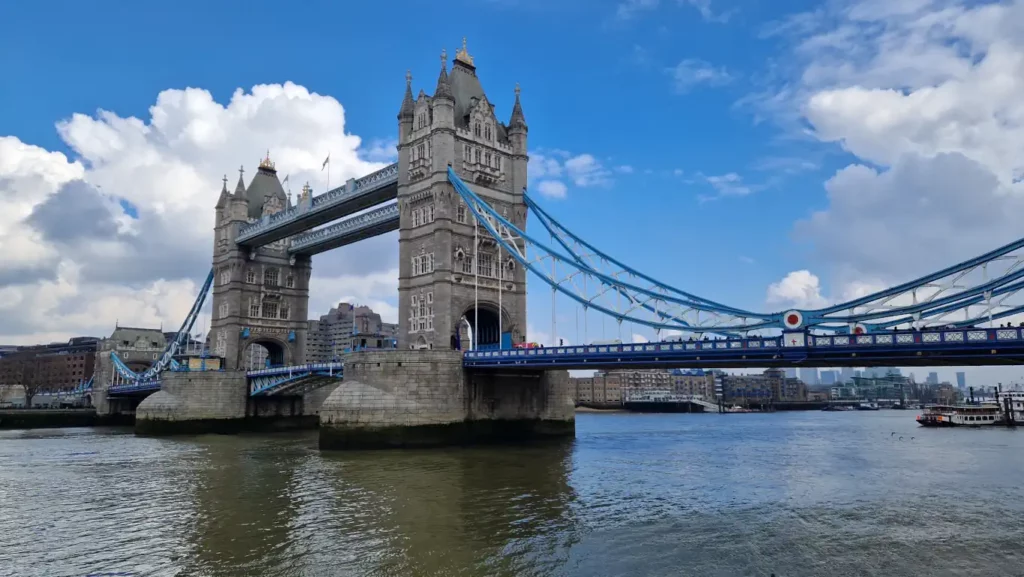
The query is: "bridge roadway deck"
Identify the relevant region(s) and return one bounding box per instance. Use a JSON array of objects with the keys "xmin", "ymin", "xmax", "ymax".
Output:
[
  {"xmin": 288, "ymin": 204, "xmax": 399, "ymax": 256},
  {"xmin": 236, "ymin": 164, "xmax": 397, "ymax": 248},
  {"xmin": 462, "ymin": 327, "xmax": 1024, "ymax": 370}
]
